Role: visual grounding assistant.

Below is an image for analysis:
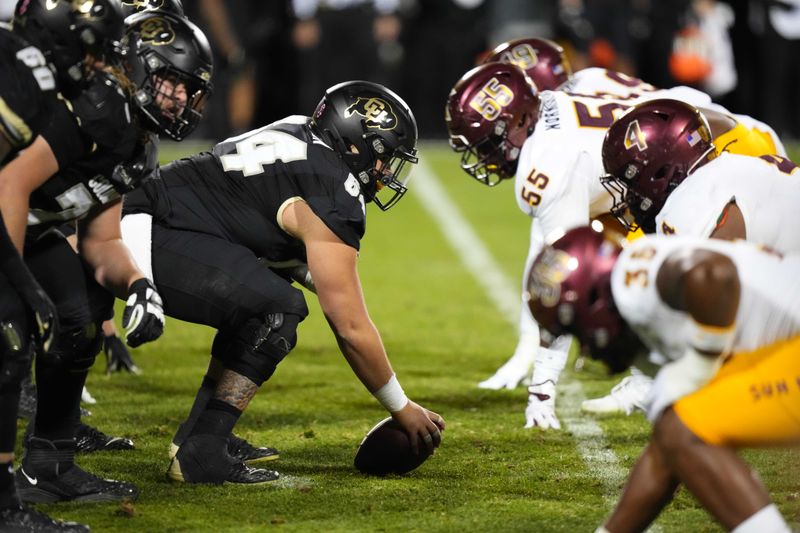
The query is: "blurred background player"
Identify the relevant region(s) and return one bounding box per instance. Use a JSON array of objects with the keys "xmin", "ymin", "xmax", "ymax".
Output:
[
  {"xmin": 2, "ymin": 0, "xmax": 209, "ymax": 507},
  {"xmin": 526, "ymin": 225, "xmax": 799, "ymax": 533},
  {"xmin": 121, "ymin": 80, "xmax": 445, "ymax": 484},
  {"xmin": 0, "ymin": 12, "xmax": 89, "ymax": 531}
]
